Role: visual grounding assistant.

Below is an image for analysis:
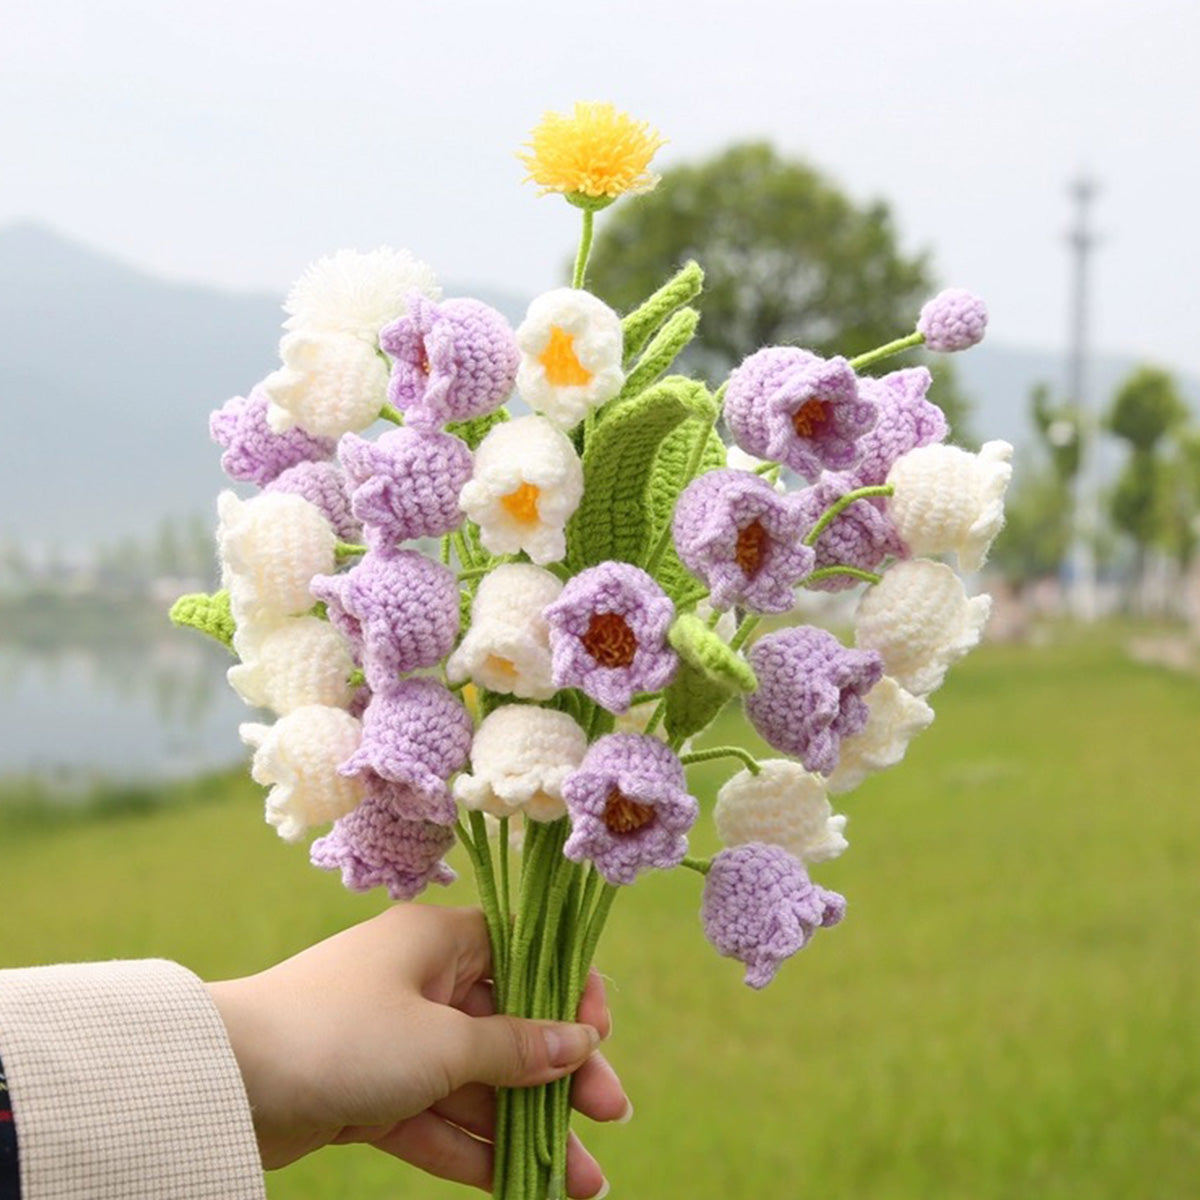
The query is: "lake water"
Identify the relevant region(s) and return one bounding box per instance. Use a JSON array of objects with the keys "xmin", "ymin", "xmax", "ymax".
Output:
[{"xmin": 0, "ymin": 636, "xmax": 256, "ymax": 787}]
